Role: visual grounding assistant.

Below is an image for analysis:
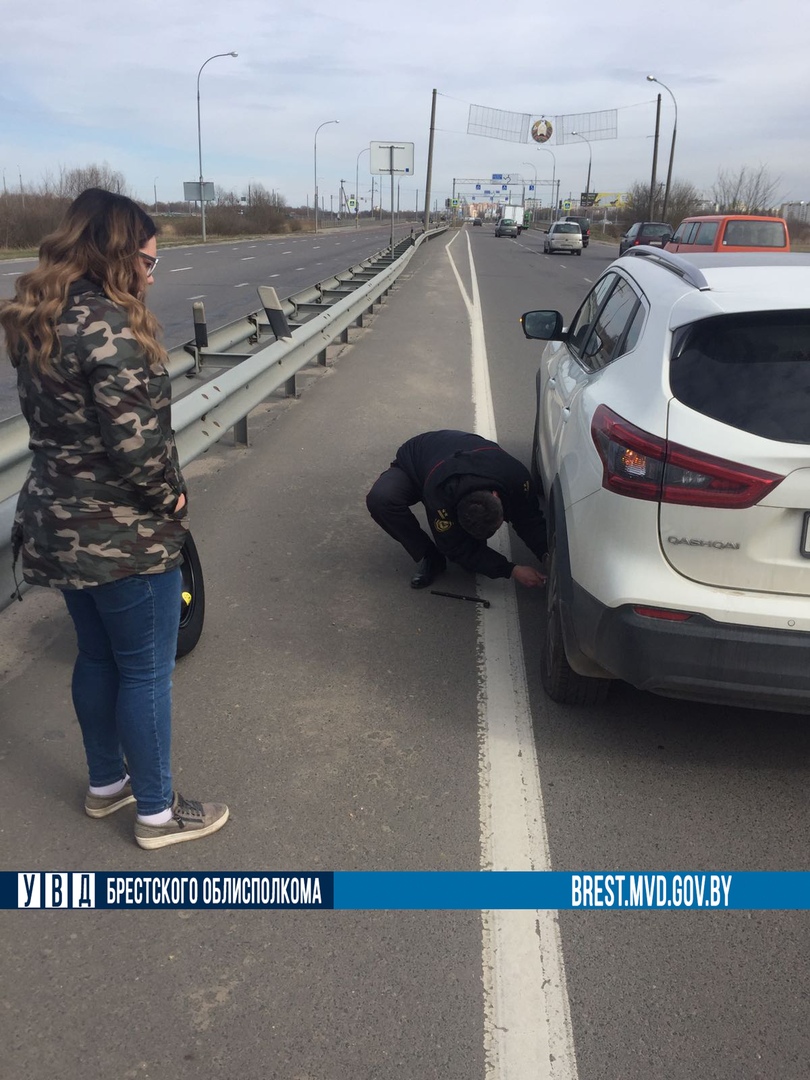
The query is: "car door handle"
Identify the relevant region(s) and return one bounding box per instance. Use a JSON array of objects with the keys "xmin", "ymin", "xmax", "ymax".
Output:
[
  {"xmin": 548, "ymin": 377, "xmax": 556, "ymax": 387},
  {"xmin": 561, "ymin": 407, "xmax": 572, "ymax": 422}
]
